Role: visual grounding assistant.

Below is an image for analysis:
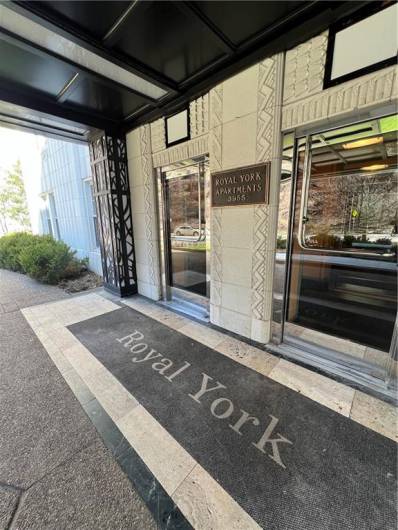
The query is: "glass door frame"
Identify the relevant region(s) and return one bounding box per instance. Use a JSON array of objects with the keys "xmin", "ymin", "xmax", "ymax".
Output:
[
  {"xmin": 156, "ymin": 155, "xmax": 210, "ymax": 316},
  {"xmin": 271, "ymin": 105, "xmax": 397, "ymax": 397}
]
